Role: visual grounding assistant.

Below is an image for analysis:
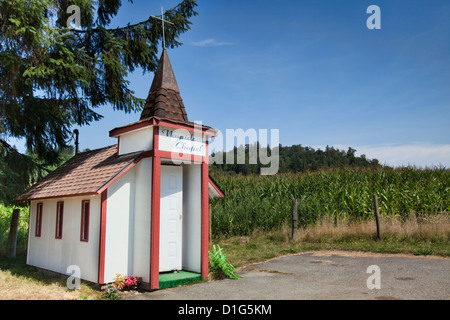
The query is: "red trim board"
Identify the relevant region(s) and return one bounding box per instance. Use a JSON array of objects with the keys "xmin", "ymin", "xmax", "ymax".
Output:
[
  {"xmin": 98, "ymin": 190, "xmax": 107, "ymax": 284},
  {"xmin": 25, "ymin": 201, "xmax": 31, "ymax": 265},
  {"xmin": 19, "ymin": 192, "xmax": 99, "ymax": 202},
  {"xmin": 35, "ymin": 203, "xmax": 43, "ymax": 237},
  {"xmin": 55, "ymin": 201, "xmax": 64, "ymax": 239},
  {"xmin": 158, "ymin": 150, "xmax": 204, "ymax": 163},
  {"xmin": 109, "ymin": 118, "xmax": 157, "ymax": 137},
  {"xmin": 80, "ymin": 200, "xmax": 90, "ymax": 242},
  {"xmin": 157, "ymin": 120, "xmax": 218, "ymax": 137},
  {"xmin": 150, "ymin": 126, "xmax": 161, "ymax": 290},
  {"xmin": 109, "ymin": 118, "xmax": 218, "ymax": 138},
  {"xmin": 209, "ymin": 178, "xmax": 225, "ymax": 198},
  {"xmin": 201, "ymin": 141, "xmax": 209, "ymax": 279}
]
